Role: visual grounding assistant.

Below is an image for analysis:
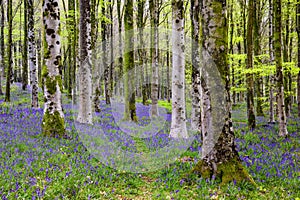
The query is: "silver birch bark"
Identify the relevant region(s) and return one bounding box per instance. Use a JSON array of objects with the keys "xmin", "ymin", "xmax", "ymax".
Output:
[
  {"xmin": 78, "ymin": 0, "xmax": 93, "ymax": 124},
  {"xmin": 28, "ymin": 0, "xmax": 39, "ymax": 108},
  {"xmin": 170, "ymin": 0, "xmax": 188, "ymax": 139},
  {"xmin": 42, "ymin": 0, "xmax": 65, "ymax": 137}
]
